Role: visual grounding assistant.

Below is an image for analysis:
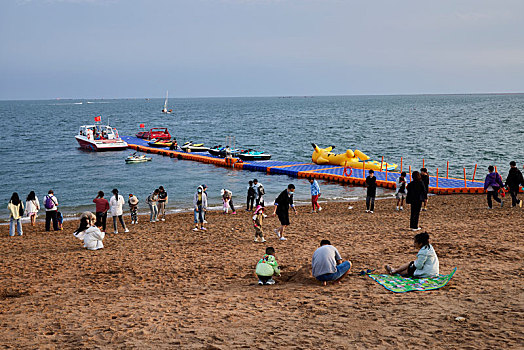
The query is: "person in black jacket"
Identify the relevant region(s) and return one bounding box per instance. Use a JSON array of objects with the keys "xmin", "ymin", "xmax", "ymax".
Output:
[
  {"xmin": 420, "ymin": 168, "xmax": 430, "ymax": 211},
  {"xmin": 505, "ymin": 161, "xmax": 524, "ymax": 208},
  {"xmin": 406, "ymin": 171, "xmax": 427, "ymax": 231},
  {"xmin": 272, "ymin": 184, "xmax": 297, "ymax": 241},
  {"xmin": 365, "ymin": 170, "xmax": 377, "ymax": 213}
]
